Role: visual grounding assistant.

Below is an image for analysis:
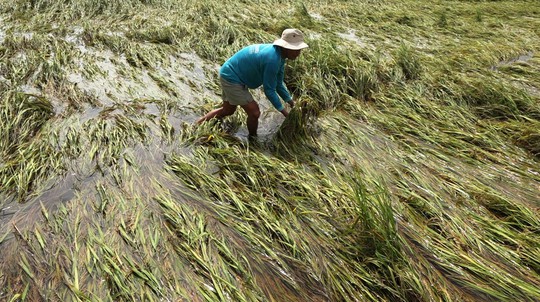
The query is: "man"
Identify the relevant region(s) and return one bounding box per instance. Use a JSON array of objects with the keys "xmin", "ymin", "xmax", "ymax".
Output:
[{"xmin": 197, "ymin": 28, "xmax": 309, "ymax": 137}]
